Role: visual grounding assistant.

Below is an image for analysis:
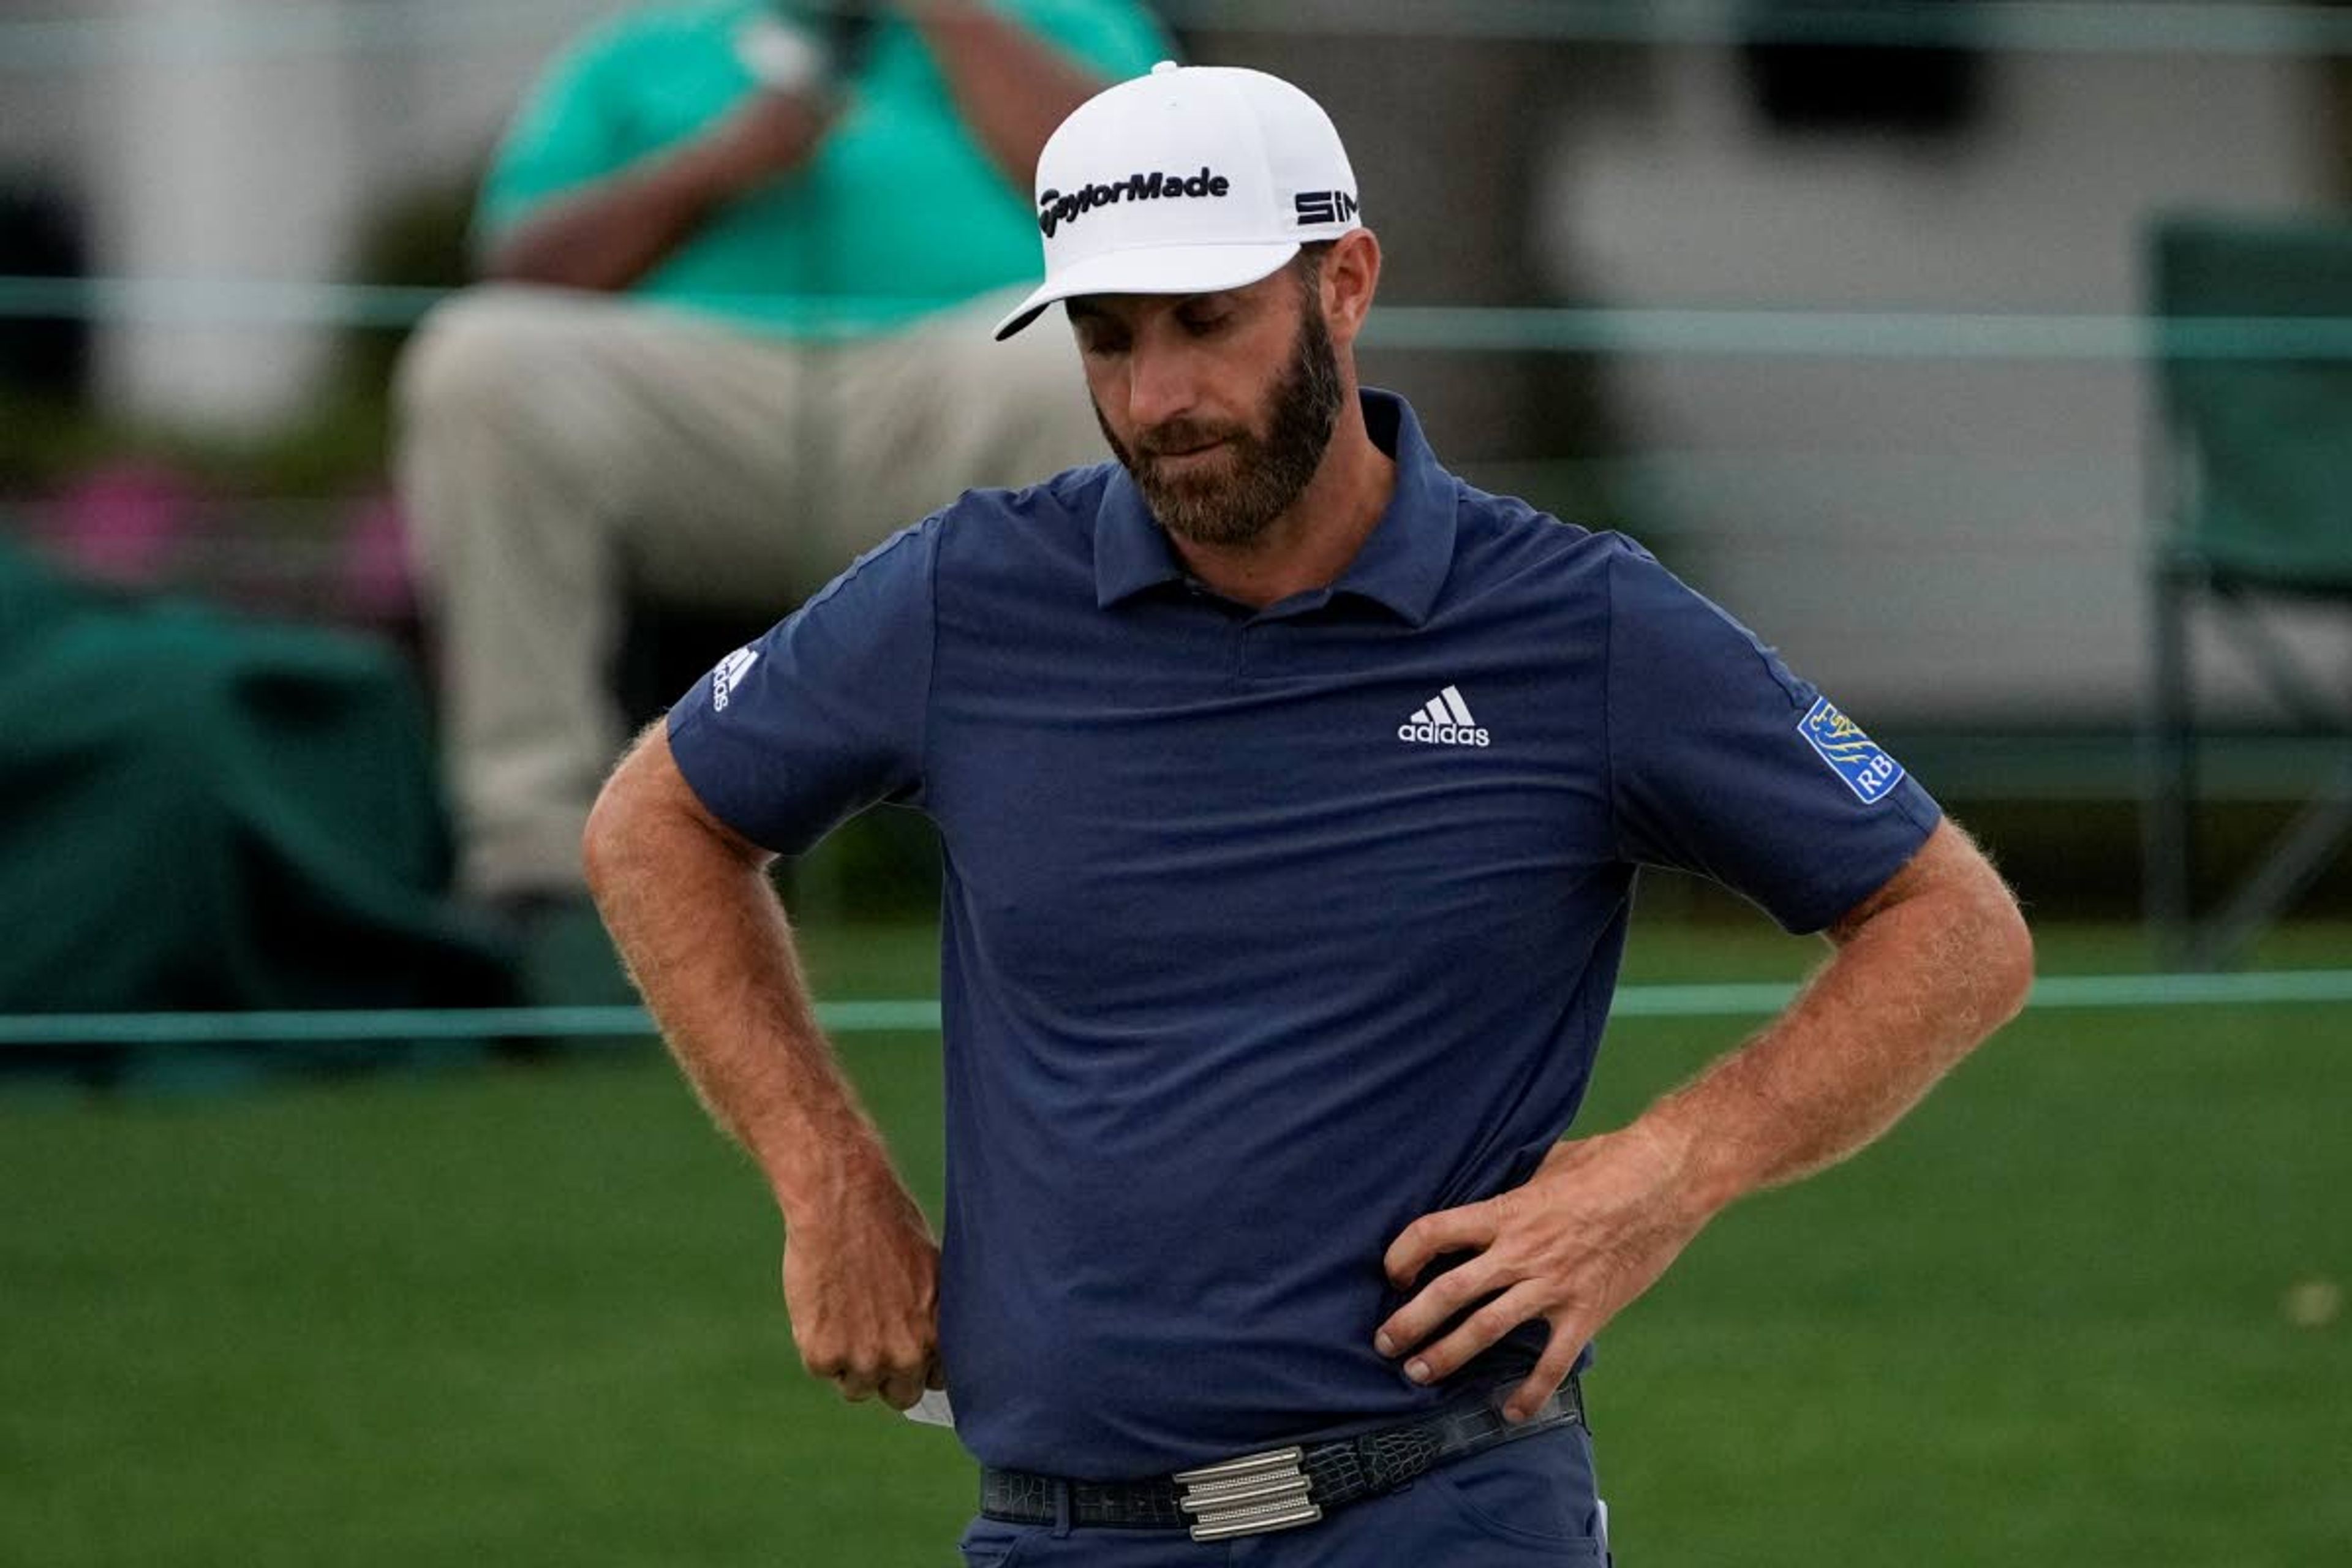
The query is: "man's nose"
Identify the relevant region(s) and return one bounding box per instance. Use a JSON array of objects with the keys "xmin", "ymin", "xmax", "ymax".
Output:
[{"xmin": 1125, "ymin": 340, "xmax": 1199, "ymax": 432}]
